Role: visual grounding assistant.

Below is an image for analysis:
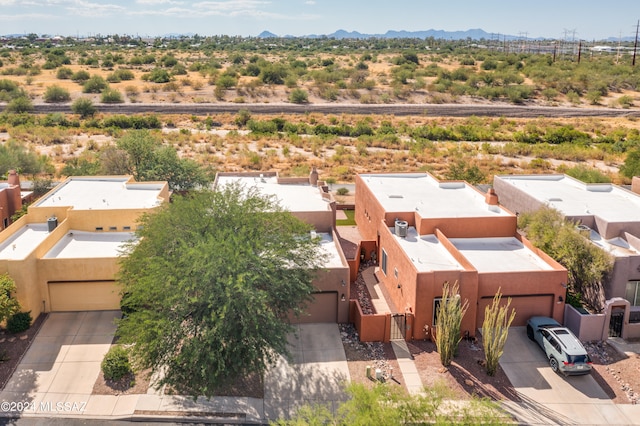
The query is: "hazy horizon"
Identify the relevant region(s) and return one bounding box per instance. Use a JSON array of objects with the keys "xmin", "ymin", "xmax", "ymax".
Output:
[{"xmin": 0, "ymin": 0, "xmax": 638, "ymax": 41}]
